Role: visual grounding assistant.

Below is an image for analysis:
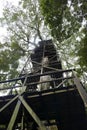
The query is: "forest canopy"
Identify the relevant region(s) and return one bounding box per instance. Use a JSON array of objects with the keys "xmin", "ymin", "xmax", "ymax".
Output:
[
  {"xmin": 0, "ymin": 0, "xmax": 87, "ymax": 86},
  {"xmin": 39, "ymin": 0, "xmax": 87, "ymax": 80}
]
